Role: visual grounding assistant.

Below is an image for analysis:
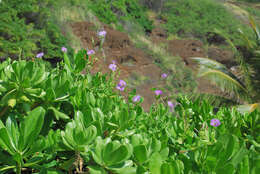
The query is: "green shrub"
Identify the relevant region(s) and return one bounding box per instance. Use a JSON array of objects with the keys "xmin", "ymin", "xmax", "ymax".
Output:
[
  {"xmin": 162, "ymin": 0, "xmax": 252, "ymax": 44},
  {"xmin": 0, "ymin": 0, "xmax": 71, "ymax": 61},
  {"xmin": 0, "ymin": 50, "xmax": 259, "ymax": 173},
  {"xmin": 87, "ymin": 0, "xmax": 154, "ymax": 32}
]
